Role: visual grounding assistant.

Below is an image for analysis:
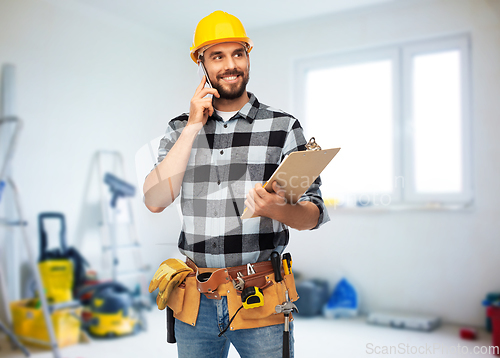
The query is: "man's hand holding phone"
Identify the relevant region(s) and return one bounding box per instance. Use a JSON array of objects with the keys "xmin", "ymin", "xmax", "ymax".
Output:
[{"xmin": 188, "ymin": 74, "xmax": 219, "ymax": 130}]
